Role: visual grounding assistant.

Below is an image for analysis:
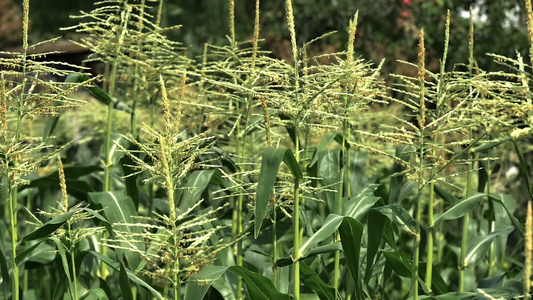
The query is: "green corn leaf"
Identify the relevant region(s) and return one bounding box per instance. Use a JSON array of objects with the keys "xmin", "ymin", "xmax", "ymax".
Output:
[
  {"xmin": 488, "ymin": 193, "xmax": 524, "ymax": 236},
  {"xmin": 0, "ymin": 248, "xmax": 10, "ymax": 298},
  {"xmin": 434, "ymin": 184, "xmax": 460, "ymax": 205},
  {"xmin": 255, "ymin": 147, "xmax": 303, "ymax": 238},
  {"xmin": 105, "ymin": 133, "xmax": 130, "ymax": 165},
  {"xmin": 16, "ymin": 240, "xmax": 56, "ymax": 266},
  {"xmin": 79, "ymin": 288, "xmax": 110, "ymax": 300},
  {"xmin": 300, "ymin": 262, "xmax": 335, "ymax": 300},
  {"xmin": 88, "ymin": 251, "xmax": 163, "ymax": 299},
  {"xmin": 382, "ymin": 251, "xmax": 412, "ymax": 278},
  {"xmin": 21, "ymin": 210, "xmax": 77, "ymax": 242},
  {"xmin": 68, "ymin": 73, "xmax": 132, "ymax": 113},
  {"xmin": 50, "ymin": 237, "xmax": 75, "ymax": 300},
  {"xmin": 511, "ymin": 139, "xmax": 533, "ymax": 201},
  {"xmin": 417, "ymin": 292, "xmax": 491, "ymax": 299},
  {"xmin": 343, "ymin": 185, "xmax": 381, "ymax": 221},
  {"xmin": 365, "ymin": 209, "xmax": 387, "ymax": 283},
  {"xmin": 276, "ymin": 243, "xmax": 343, "ymax": 267},
  {"xmin": 179, "ymin": 169, "xmax": 223, "ymax": 210},
  {"xmin": 119, "ymin": 259, "xmax": 133, "ymax": 300},
  {"xmin": 318, "ymin": 149, "xmax": 341, "ymax": 211},
  {"xmin": 120, "ymin": 137, "xmax": 141, "ymax": 208},
  {"xmin": 81, "ymin": 208, "xmax": 113, "ymax": 237},
  {"xmin": 471, "ymin": 137, "xmax": 510, "ymax": 153},
  {"xmin": 299, "ymin": 214, "xmax": 344, "ymax": 258},
  {"xmin": 373, "ymin": 203, "xmax": 417, "ymax": 236},
  {"xmin": 228, "ymin": 266, "xmax": 290, "ymax": 300},
  {"xmin": 307, "ymin": 242, "xmax": 343, "ymax": 257},
  {"xmin": 185, "ymin": 265, "xmax": 228, "ymax": 300},
  {"xmin": 433, "ymin": 193, "xmax": 485, "ymax": 228},
  {"xmin": 464, "ymin": 226, "xmax": 514, "ymax": 268},
  {"xmin": 339, "ymin": 217, "xmax": 364, "ymax": 299},
  {"xmin": 308, "ymin": 132, "xmax": 348, "ymax": 168},
  {"xmin": 389, "ymin": 145, "xmax": 413, "ymax": 204},
  {"xmin": 15, "ymin": 240, "xmax": 45, "ymax": 265},
  {"xmin": 88, "ymin": 191, "xmax": 143, "ymax": 270}
]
